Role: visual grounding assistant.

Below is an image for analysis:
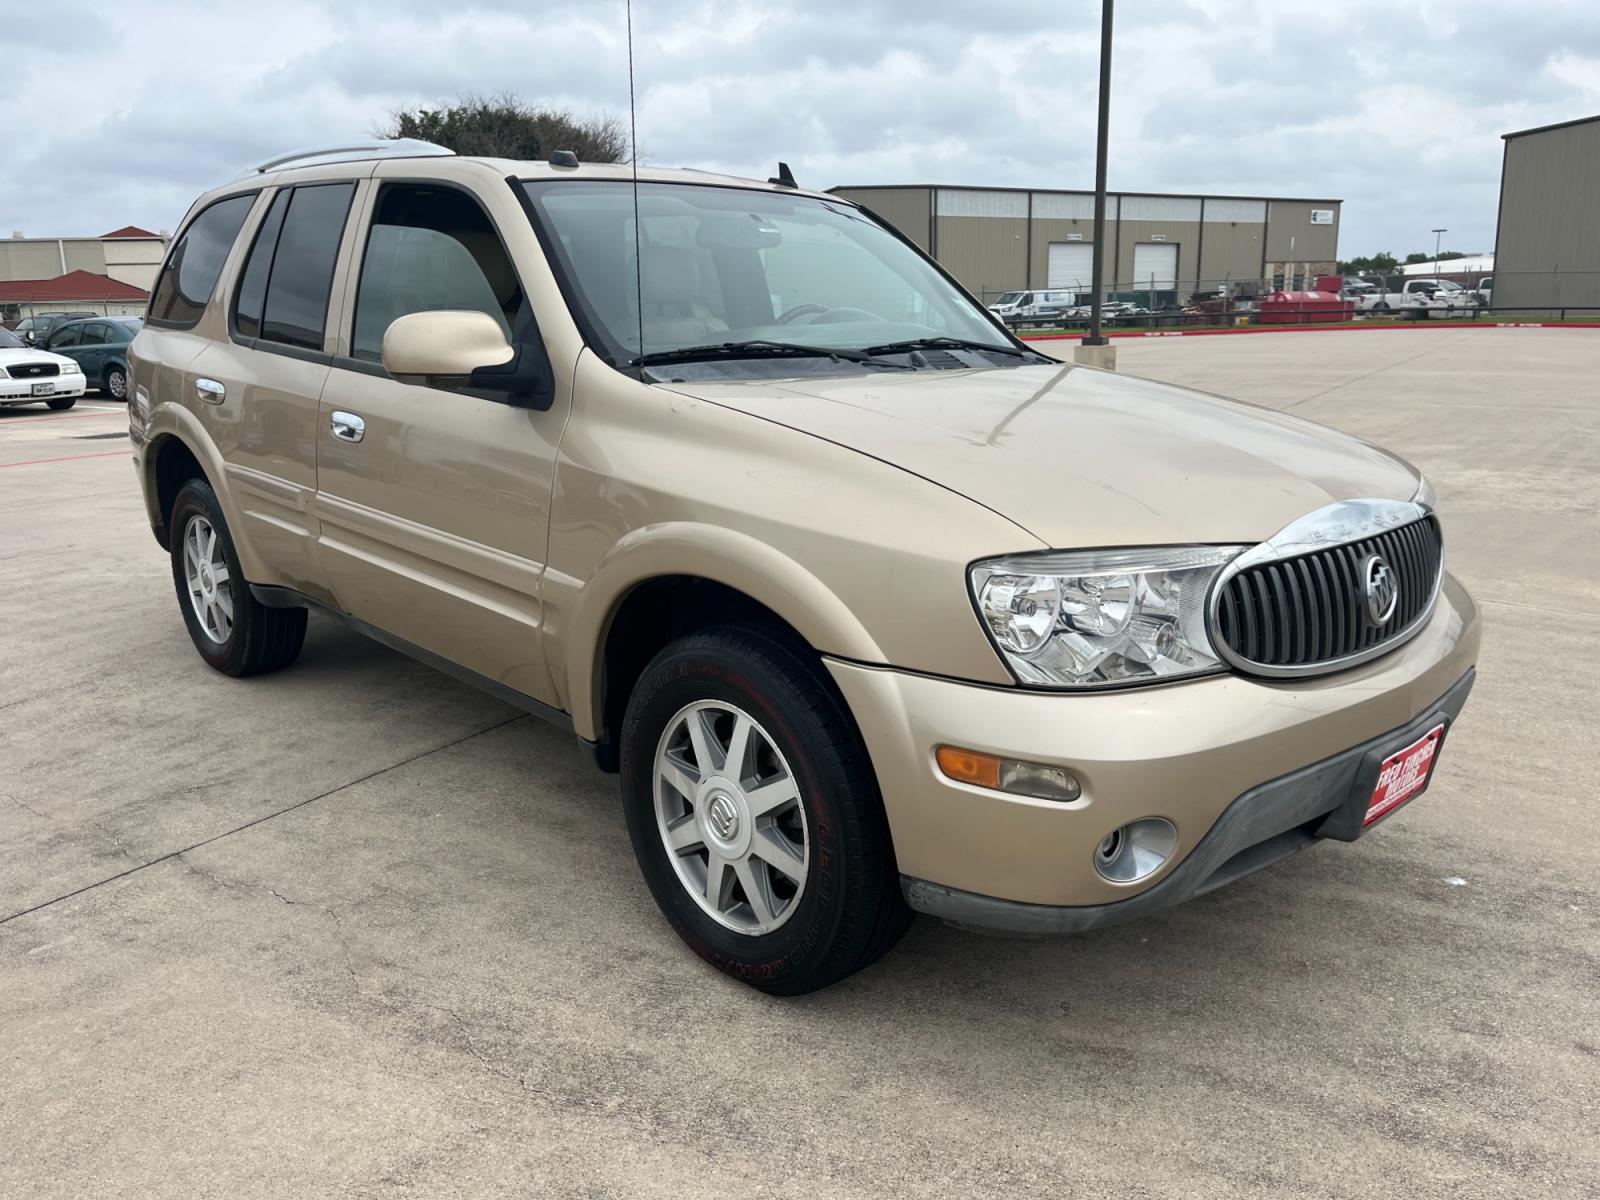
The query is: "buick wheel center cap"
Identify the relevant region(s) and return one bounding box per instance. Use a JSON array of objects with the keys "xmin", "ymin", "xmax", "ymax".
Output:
[{"xmin": 707, "ymin": 792, "xmax": 741, "ymax": 841}]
